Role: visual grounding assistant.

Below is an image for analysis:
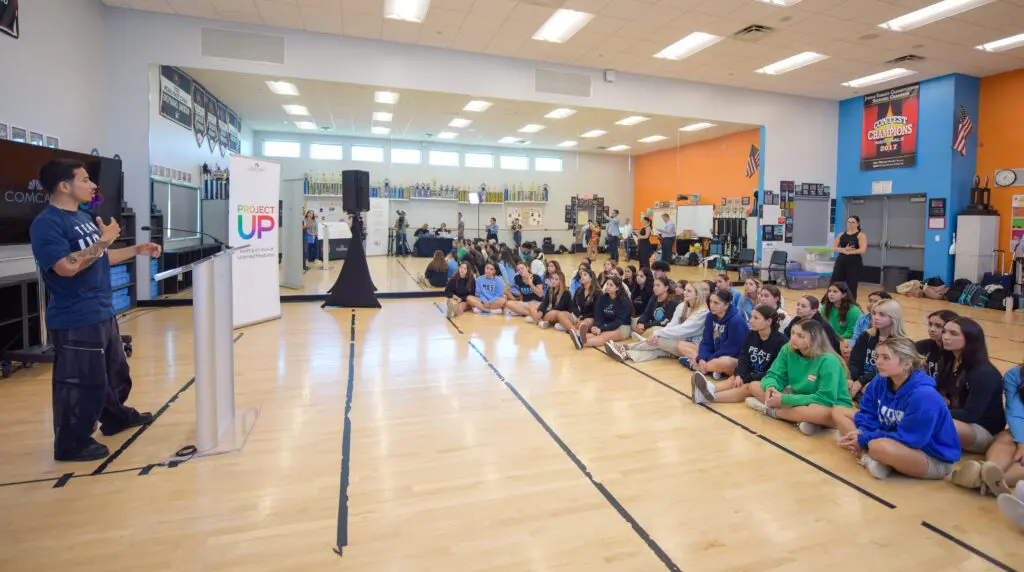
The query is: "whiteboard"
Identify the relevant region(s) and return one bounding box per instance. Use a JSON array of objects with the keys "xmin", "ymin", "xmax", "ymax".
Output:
[{"xmin": 676, "ymin": 204, "xmax": 714, "ymax": 238}]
